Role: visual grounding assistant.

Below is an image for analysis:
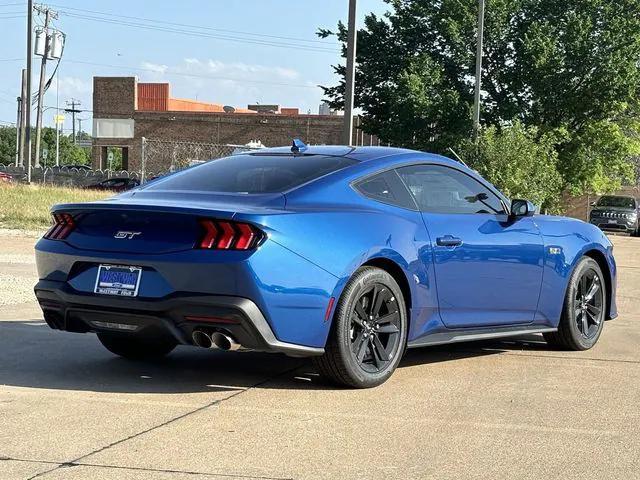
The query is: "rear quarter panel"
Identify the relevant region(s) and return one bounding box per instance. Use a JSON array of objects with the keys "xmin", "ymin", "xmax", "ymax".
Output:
[{"xmin": 534, "ymin": 215, "xmax": 616, "ymax": 325}]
